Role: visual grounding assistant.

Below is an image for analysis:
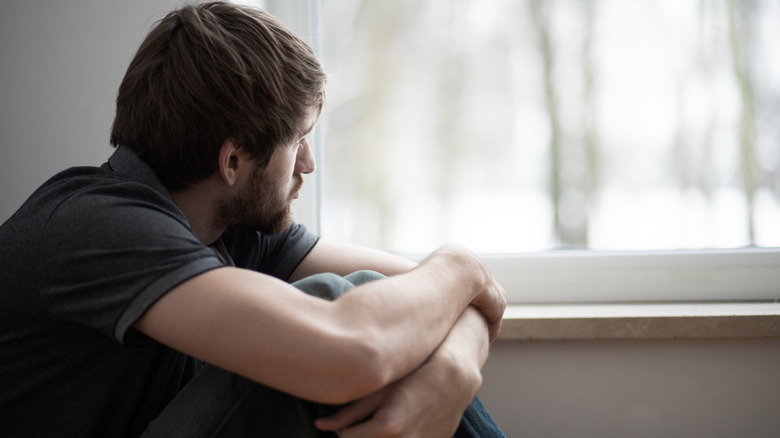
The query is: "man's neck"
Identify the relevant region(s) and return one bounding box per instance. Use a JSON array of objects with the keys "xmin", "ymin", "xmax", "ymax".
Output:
[{"xmin": 170, "ymin": 182, "xmax": 225, "ymax": 245}]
